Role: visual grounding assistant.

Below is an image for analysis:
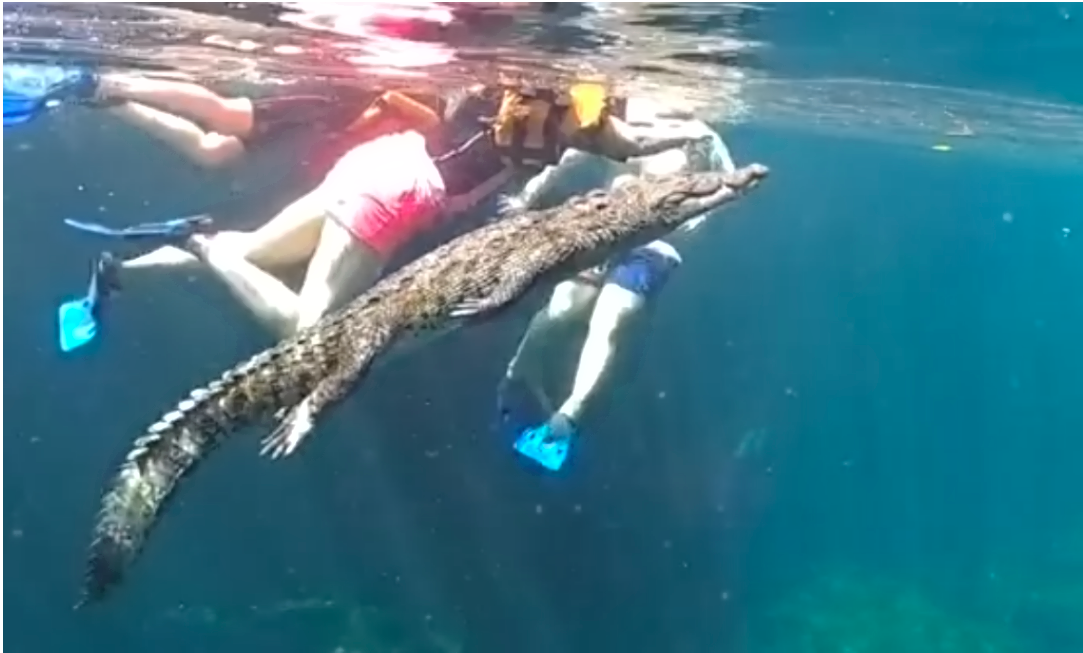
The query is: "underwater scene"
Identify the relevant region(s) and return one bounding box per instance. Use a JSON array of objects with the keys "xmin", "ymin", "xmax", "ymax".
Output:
[{"xmin": 3, "ymin": 3, "xmax": 1083, "ymax": 653}]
